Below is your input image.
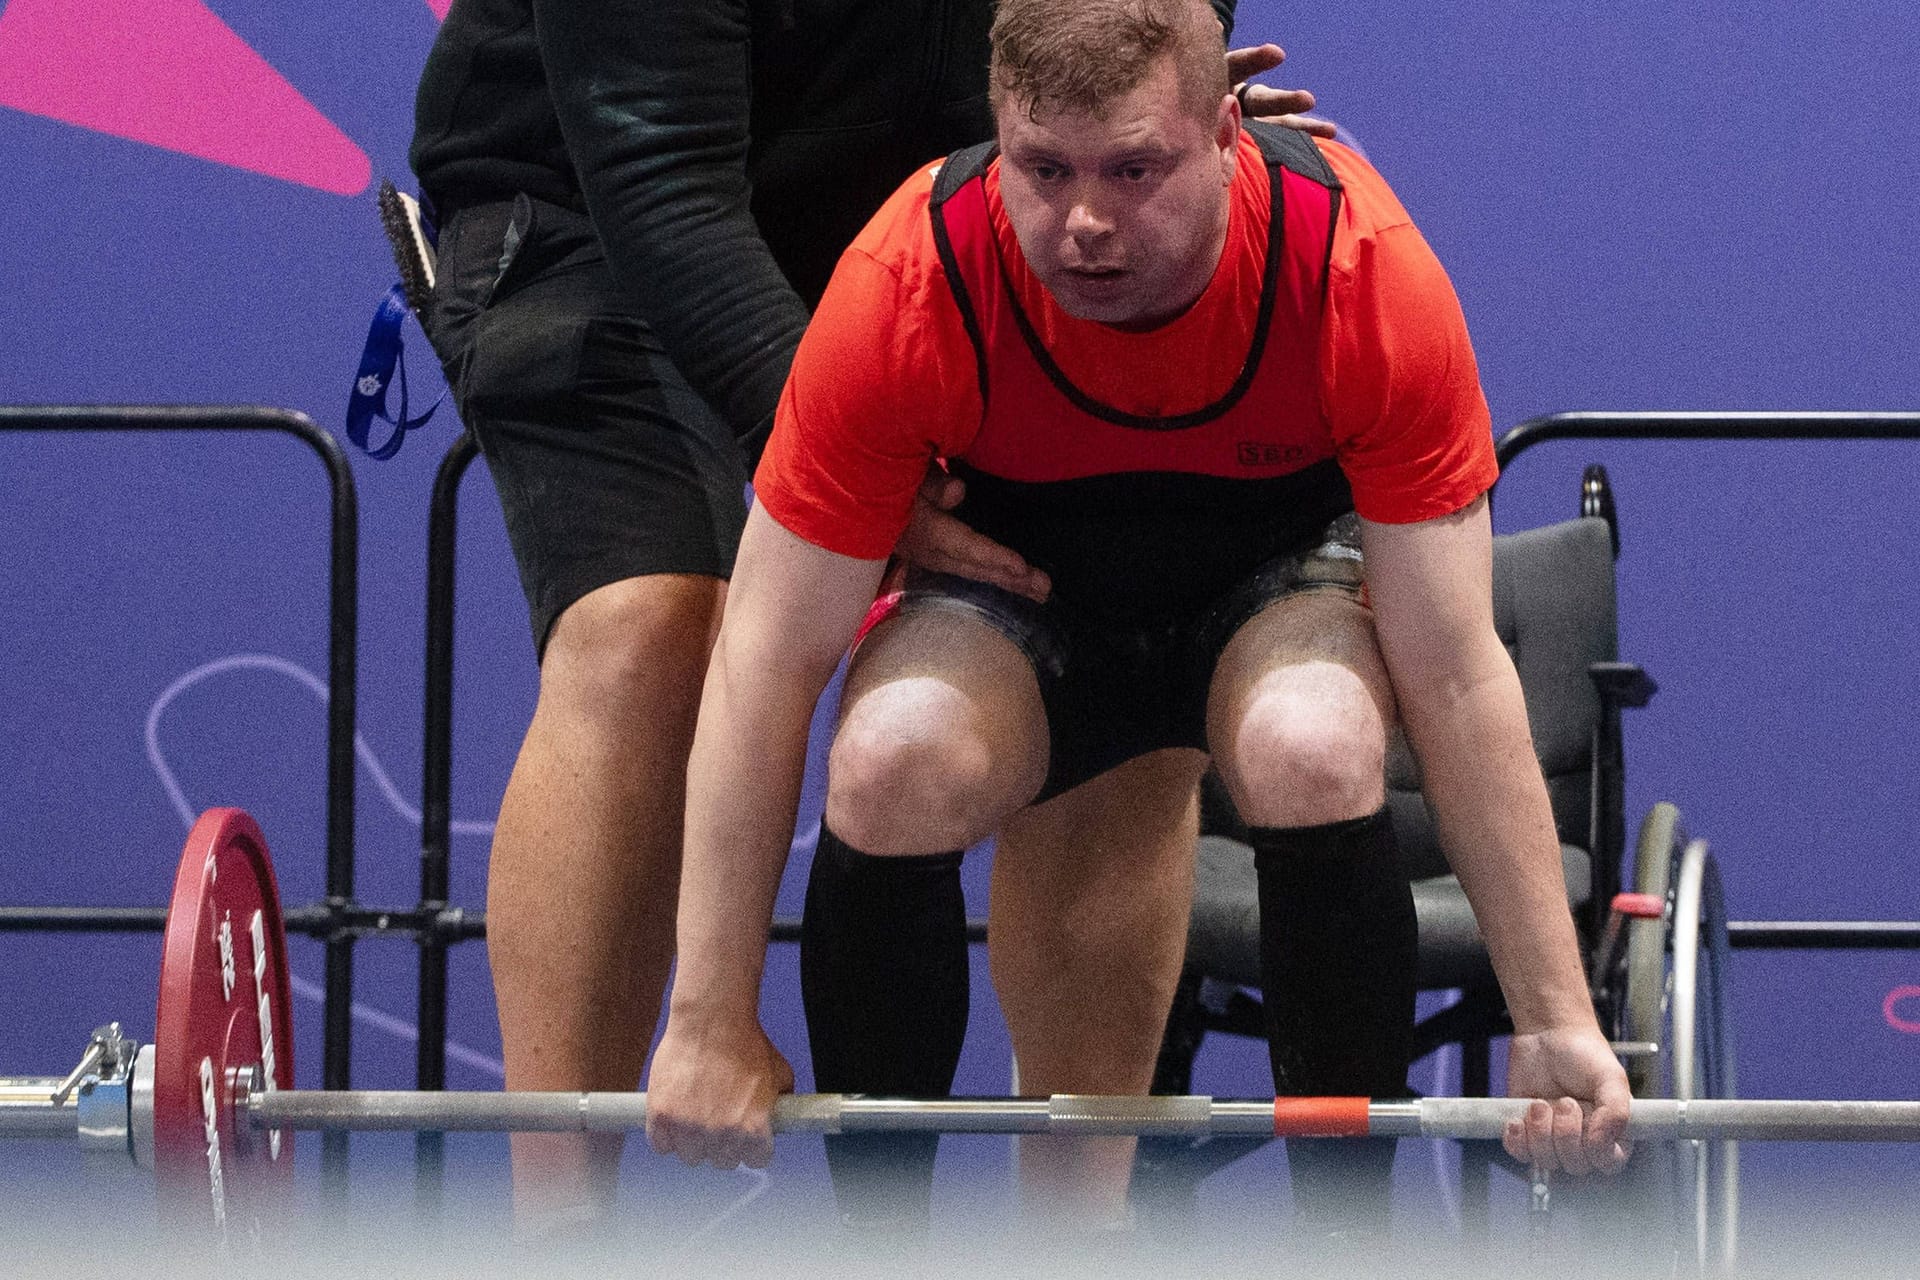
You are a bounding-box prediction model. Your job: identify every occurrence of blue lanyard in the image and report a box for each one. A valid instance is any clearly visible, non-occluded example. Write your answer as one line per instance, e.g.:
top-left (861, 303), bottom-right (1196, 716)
top-left (346, 282), bottom-right (443, 460)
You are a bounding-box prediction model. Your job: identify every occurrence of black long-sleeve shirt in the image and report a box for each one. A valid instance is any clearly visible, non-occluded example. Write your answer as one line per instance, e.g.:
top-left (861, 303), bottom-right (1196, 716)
top-left (413, 0), bottom-right (1233, 458)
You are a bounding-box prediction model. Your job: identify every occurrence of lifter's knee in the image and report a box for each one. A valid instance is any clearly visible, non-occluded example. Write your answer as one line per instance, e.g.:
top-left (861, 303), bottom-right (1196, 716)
top-left (538, 575), bottom-right (723, 731)
top-left (1214, 662), bottom-right (1388, 828)
top-left (827, 680), bottom-right (1033, 855)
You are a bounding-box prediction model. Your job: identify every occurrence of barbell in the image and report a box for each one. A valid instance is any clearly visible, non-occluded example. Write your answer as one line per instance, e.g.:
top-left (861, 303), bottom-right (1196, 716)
top-left (3, 809), bottom-right (1917, 1246)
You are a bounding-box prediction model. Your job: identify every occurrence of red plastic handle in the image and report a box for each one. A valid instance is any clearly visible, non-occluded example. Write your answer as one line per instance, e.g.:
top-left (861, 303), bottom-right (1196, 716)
top-left (1611, 891), bottom-right (1666, 919)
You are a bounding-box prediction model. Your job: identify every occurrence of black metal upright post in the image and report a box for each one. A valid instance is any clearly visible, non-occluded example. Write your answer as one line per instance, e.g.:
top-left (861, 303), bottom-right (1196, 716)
top-left (316, 420), bottom-right (361, 1214)
top-left (415, 433), bottom-right (481, 1212)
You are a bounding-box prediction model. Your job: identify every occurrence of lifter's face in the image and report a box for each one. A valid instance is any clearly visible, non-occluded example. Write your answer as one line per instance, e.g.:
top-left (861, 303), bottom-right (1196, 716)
top-left (996, 56), bottom-right (1238, 330)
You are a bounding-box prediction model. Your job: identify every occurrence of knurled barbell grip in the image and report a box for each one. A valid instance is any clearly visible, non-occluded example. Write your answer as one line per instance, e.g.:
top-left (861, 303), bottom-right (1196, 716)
top-left (244, 1090), bottom-right (848, 1134)
top-left (244, 1092), bottom-right (1248, 1137)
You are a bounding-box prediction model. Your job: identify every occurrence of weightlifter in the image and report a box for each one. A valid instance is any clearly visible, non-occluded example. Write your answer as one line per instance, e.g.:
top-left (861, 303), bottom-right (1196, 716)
top-left (410, 0), bottom-right (1323, 1236)
top-left (647, 0), bottom-right (1632, 1235)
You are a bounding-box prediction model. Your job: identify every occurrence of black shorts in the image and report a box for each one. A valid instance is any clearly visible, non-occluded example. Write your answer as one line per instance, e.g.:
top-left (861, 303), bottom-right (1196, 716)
top-left (424, 195), bottom-right (748, 656)
top-left (872, 515), bottom-right (1367, 801)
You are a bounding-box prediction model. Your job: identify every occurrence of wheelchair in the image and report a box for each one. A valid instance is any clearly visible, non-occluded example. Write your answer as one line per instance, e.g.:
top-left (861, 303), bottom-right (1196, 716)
top-left (1137, 466), bottom-right (1740, 1269)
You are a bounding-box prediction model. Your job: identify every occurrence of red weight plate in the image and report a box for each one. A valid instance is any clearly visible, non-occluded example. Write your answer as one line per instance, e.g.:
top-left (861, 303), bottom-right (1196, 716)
top-left (153, 808), bottom-right (296, 1242)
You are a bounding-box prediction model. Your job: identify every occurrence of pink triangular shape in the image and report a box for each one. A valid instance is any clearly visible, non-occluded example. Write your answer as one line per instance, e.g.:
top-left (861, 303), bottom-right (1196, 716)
top-left (0, 0), bottom-right (371, 196)
top-left (425, 0), bottom-right (452, 19)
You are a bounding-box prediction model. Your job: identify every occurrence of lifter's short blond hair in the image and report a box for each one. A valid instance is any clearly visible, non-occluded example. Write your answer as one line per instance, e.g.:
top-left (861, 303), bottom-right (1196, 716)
top-left (988, 0), bottom-right (1231, 123)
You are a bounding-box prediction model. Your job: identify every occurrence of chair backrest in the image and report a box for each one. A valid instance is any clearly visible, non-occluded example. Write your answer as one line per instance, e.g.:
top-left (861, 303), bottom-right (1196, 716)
top-left (1384, 515), bottom-right (1619, 878)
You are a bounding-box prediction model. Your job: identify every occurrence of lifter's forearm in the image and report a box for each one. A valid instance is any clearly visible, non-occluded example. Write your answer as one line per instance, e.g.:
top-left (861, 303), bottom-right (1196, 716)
top-left (670, 634), bottom-right (825, 1023)
top-left (669, 508), bottom-right (890, 1024)
top-left (1398, 654), bottom-right (1596, 1034)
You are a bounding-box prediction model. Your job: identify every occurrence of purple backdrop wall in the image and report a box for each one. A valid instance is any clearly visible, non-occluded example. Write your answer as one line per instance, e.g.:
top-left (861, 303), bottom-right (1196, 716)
top-left (2, 0), bottom-right (1915, 1230)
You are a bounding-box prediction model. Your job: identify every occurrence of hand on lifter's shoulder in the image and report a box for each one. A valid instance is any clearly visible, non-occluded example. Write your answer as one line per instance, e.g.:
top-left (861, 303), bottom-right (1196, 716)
top-left (1227, 42), bottom-right (1337, 139)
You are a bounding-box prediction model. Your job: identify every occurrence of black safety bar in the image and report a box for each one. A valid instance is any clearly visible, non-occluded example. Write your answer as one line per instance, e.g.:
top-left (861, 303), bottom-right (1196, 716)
top-left (1497, 409), bottom-right (1920, 470)
top-left (1727, 922), bottom-right (1920, 950)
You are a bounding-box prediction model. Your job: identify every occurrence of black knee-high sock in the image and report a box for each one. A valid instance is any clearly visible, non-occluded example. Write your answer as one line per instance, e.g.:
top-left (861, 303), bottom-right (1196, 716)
top-left (801, 823), bottom-right (969, 1231)
top-left (1250, 809), bottom-right (1417, 1235)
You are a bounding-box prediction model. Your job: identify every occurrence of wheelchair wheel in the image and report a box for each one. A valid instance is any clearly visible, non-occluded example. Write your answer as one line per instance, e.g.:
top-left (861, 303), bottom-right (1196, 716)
top-left (1624, 803), bottom-right (1681, 1095)
top-left (1617, 802), bottom-right (1742, 1272)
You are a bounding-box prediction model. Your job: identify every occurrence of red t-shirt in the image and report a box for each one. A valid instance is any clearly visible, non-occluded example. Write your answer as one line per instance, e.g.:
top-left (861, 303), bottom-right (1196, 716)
top-left (757, 133), bottom-right (1497, 562)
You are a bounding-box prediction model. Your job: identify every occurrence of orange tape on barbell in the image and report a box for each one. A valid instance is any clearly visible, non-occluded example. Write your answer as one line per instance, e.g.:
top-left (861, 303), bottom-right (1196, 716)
top-left (1272, 1096), bottom-right (1371, 1138)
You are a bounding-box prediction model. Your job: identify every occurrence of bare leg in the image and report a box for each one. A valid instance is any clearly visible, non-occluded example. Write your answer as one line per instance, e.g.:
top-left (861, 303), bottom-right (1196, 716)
top-left (990, 749), bottom-right (1208, 1225)
top-left (487, 573), bottom-right (725, 1230)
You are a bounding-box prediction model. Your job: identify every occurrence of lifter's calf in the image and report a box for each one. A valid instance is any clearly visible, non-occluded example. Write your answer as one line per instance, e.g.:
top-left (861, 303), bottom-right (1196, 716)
top-left (490, 573), bottom-right (724, 1230)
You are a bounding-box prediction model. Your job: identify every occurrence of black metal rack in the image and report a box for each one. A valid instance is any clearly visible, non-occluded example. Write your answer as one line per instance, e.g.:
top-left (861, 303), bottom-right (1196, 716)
top-left (7, 406), bottom-right (1920, 1219)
